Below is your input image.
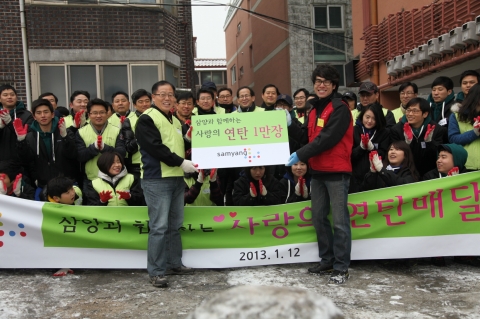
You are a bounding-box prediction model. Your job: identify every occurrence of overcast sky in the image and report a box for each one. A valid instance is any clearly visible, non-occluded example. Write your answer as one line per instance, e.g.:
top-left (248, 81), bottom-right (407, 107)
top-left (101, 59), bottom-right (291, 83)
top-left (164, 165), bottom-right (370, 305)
top-left (192, 0), bottom-right (230, 59)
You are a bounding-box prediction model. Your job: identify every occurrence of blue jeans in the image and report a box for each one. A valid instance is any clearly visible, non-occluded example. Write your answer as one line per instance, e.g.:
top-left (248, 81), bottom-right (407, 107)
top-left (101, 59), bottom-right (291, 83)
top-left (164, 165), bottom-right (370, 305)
top-left (142, 177), bottom-right (184, 277)
top-left (311, 173), bottom-right (351, 272)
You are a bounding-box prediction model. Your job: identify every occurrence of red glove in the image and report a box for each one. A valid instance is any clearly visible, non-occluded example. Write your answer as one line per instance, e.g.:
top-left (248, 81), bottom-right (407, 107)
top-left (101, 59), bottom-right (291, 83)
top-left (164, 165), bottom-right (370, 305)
top-left (447, 167), bottom-right (459, 176)
top-left (369, 151), bottom-right (378, 172)
top-left (58, 117), bottom-right (67, 138)
top-left (117, 190), bottom-right (131, 200)
top-left (249, 182), bottom-right (257, 197)
top-left (295, 176), bottom-right (309, 198)
top-left (74, 110), bottom-right (86, 128)
top-left (197, 169), bottom-right (205, 183)
top-left (13, 118), bottom-right (28, 141)
top-left (0, 173), bottom-right (7, 195)
top-left (403, 122), bottom-right (413, 144)
top-left (99, 190), bottom-right (113, 203)
top-left (209, 169), bottom-right (217, 182)
top-left (95, 135), bottom-right (104, 151)
top-left (424, 124), bottom-right (435, 142)
top-left (185, 120), bottom-right (193, 142)
top-left (120, 116), bottom-right (126, 124)
top-left (12, 173), bottom-right (22, 197)
top-left (473, 116), bottom-right (480, 136)
top-left (258, 179), bottom-right (267, 196)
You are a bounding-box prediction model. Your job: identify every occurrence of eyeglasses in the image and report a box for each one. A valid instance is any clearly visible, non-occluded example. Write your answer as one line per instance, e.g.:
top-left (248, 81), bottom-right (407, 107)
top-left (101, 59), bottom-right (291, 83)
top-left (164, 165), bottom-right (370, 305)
top-left (90, 111), bottom-right (107, 116)
top-left (239, 95), bottom-right (251, 99)
top-left (405, 109), bottom-right (422, 114)
top-left (199, 97), bottom-right (213, 101)
top-left (400, 92), bottom-right (415, 96)
top-left (152, 92), bottom-right (174, 99)
top-left (314, 79), bottom-right (332, 86)
top-left (219, 94), bottom-right (232, 99)
top-left (294, 96), bottom-right (306, 101)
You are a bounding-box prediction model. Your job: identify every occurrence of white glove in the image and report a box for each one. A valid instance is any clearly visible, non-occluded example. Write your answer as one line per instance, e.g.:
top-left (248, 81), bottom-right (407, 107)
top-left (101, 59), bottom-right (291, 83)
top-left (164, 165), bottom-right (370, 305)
top-left (0, 174), bottom-right (7, 195)
top-left (209, 169), bottom-right (217, 182)
top-left (0, 109), bottom-right (12, 128)
top-left (474, 117), bottom-right (480, 136)
top-left (181, 160), bottom-right (198, 173)
top-left (372, 153), bottom-right (383, 172)
top-left (294, 177), bottom-right (308, 198)
top-left (12, 174), bottom-right (22, 197)
top-left (197, 170), bottom-right (205, 183)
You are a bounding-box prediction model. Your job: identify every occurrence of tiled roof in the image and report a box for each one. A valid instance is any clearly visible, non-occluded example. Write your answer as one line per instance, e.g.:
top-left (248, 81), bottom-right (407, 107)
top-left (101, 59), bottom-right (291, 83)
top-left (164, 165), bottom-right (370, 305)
top-left (194, 58), bottom-right (227, 68)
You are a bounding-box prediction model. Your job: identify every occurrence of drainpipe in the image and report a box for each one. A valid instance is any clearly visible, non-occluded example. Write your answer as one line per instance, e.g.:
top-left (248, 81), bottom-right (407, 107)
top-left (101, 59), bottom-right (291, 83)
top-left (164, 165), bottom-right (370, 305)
top-left (370, 0), bottom-right (379, 86)
top-left (19, 0), bottom-right (32, 110)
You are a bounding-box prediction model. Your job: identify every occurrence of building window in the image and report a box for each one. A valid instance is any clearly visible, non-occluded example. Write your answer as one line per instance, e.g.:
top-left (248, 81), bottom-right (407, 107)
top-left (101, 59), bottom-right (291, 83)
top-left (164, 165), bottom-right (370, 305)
top-left (35, 63), bottom-right (161, 107)
top-left (237, 22), bottom-right (242, 34)
top-left (239, 66), bottom-right (244, 78)
top-left (313, 6), bottom-right (345, 62)
top-left (165, 63), bottom-right (179, 87)
top-left (196, 71), bottom-right (227, 86)
top-left (231, 65), bottom-right (236, 84)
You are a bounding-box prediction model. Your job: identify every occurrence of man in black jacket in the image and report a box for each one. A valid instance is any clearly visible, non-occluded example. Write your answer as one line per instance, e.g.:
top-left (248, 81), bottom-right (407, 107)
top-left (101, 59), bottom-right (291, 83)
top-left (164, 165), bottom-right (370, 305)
top-left (358, 81), bottom-right (396, 128)
top-left (16, 99), bottom-right (78, 195)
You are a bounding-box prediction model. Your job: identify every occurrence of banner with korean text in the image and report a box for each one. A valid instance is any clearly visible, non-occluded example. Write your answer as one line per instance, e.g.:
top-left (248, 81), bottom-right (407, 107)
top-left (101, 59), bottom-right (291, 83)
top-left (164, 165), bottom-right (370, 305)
top-left (1, 172), bottom-right (480, 268)
top-left (191, 111), bottom-right (290, 169)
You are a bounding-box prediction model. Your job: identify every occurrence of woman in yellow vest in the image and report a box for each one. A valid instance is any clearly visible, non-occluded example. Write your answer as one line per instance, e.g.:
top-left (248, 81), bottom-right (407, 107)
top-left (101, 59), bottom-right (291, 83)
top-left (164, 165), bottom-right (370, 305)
top-left (85, 151), bottom-right (143, 206)
top-left (448, 83), bottom-right (480, 171)
top-left (184, 169), bottom-right (223, 206)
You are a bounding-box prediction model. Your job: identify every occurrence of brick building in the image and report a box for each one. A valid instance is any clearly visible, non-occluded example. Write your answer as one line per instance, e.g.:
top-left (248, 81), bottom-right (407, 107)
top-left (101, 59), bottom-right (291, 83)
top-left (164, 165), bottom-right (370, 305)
top-left (1, 0), bottom-right (194, 108)
top-left (353, 0), bottom-right (480, 109)
top-left (223, 0), bottom-right (354, 104)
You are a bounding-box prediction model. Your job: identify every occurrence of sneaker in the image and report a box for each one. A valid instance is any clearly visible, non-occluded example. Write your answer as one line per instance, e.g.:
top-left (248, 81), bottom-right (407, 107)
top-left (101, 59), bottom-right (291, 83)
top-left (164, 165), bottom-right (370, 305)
top-left (308, 263), bottom-right (334, 275)
top-left (165, 265), bottom-right (194, 276)
top-left (328, 270), bottom-right (349, 284)
top-left (150, 275), bottom-right (168, 287)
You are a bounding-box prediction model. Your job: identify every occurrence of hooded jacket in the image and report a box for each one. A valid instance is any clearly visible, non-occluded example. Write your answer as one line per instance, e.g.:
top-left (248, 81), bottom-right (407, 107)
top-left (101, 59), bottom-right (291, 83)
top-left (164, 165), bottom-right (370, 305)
top-left (350, 123), bottom-right (390, 193)
top-left (422, 144), bottom-right (468, 180)
top-left (390, 115), bottom-right (446, 177)
top-left (17, 116), bottom-right (78, 187)
top-left (0, 101), bottom-right (34, 163)
top-left (426, 91), bottom-right (456, 127)
top-left (279, 172), bottom-right (311, 203)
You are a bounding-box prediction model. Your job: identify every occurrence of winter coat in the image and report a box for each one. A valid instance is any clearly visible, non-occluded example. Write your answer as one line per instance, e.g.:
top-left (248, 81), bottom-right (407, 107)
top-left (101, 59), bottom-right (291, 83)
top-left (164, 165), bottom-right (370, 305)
top-left (84, 167), bottom-right (143, 206)
top-left (361, 166), bottom-right (416, 191)
top-left (232, 174), bottom-right (283, 206)
top-left (422, 143), bottom-right (468, 180)
top-left (390, 116), bottom-right (446, 177)
top-left (426, 91), bottom-right (456, 128)
top-left (279, 172), bottom-right (311, 203)
top-left (350, 124), bottom-right (390, 193)
top-left (17, 117), bottom-right (78, 187)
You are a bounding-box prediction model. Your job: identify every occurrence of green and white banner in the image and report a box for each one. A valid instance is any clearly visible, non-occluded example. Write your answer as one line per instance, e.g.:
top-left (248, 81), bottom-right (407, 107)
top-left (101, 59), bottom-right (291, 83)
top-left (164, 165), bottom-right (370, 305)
top-left (1, 172), bottom-right (480, 268)
top-left (191, 111), bottom-right (290, 169)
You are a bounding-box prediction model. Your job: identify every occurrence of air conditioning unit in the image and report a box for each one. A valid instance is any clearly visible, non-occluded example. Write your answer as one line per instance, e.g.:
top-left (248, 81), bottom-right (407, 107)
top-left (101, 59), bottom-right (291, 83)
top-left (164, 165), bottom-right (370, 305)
top-left (386, 60), bottom-right (397, 76)
top-left (476, 15), bottom-right (480, 36)
top-left (401, 53), bottom-right (412, 70)
top-left (409, 48), bottom-right (422, 66)
top-left (417, 44), bottom-right (431, 63)
top-left (438, 33), bottom-right (453, 53)
top-left (449, 27), bottom-right (465, 49)
top-left (462, 21), bottom-right (478, 44)
top-left (427, 38), bottom-right (440, 57)
top-left (393, 55), bottom-right (403, 72)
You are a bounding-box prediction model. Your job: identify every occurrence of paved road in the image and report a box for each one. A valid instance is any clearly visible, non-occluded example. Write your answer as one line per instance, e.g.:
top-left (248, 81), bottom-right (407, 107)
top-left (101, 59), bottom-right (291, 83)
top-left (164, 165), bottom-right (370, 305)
top-left (1, 259), bottom-right (479, 318)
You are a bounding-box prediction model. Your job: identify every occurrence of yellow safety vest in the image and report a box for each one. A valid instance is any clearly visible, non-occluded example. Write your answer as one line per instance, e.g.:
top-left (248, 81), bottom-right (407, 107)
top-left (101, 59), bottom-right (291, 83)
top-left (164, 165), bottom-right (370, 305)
top-left (184, 177), bottom-right (216, 206)
top-left (92, 174), bottom-right (134, 206)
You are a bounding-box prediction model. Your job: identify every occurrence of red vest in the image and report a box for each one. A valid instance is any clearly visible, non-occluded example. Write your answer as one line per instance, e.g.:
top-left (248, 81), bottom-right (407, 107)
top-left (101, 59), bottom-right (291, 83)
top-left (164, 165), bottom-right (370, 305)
top-left (307, 100), bottom-right (353, 172)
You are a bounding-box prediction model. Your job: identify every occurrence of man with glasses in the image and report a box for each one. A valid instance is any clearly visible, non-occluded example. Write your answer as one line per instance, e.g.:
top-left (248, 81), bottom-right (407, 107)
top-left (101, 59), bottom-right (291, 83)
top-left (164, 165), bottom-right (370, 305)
top-left (174, 91), bottom-right (195, 124)
top-left (293, 88), bottom-right (309, 123)
top-left (217, 88), bottom-right (236, 113)
top-left (135, 81), bottom-right (197, 288)
top-left (287, 64), bottom-right (353, 285)
top-left (75, 98), bottom-right (126, 201)
top-left (390, 97), bottom-right (445, 176)
top-left (193, 89), bottom-right (225, 115)
top-left (233, 86), bottom-right (264, 113)
top-left (357, 81), bottom-right (396, 127)
top-left (396, 82), bottom-right (418, 123)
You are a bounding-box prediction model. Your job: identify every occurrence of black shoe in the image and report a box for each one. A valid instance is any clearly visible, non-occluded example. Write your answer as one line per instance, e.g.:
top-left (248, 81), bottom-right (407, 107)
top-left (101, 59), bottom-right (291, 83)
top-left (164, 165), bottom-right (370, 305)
top-left (328, 270), bottom-right (349, 284)
top-left (308, 263), bottom-right (334, 275)
top-left (165, 265), bottom-right (194, 276)
top-left (150, 275), bottom-right (168, 287)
